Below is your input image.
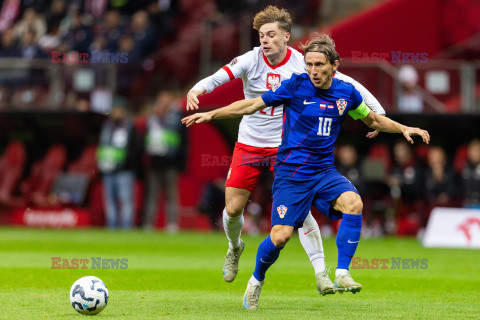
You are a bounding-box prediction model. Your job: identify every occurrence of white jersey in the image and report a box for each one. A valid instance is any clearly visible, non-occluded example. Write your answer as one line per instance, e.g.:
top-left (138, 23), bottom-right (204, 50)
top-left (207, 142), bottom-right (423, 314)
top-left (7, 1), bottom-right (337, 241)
top-left (190, 46), bottom-right (385, 148)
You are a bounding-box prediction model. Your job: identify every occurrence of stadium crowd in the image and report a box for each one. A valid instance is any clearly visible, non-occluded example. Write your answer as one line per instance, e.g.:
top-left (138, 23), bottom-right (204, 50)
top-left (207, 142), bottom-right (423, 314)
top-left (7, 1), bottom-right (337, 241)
top-left (0, 1), bottom-right (479, 237)
top-left (0, 0), bottom-right (177, 60)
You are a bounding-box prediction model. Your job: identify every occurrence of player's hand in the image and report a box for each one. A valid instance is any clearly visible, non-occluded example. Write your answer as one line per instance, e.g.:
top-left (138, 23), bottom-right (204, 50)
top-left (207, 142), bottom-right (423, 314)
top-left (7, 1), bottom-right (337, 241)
top-left (181, 112), bottom-right (212, 127)
top-left (366, 130), bottom-right (380, 139)
top-left (367, 114), bottom-right (385, 139)
top-left (186, 89), bottom-right (207, 111)
top-left (402, 127), bottom-right (430, 144)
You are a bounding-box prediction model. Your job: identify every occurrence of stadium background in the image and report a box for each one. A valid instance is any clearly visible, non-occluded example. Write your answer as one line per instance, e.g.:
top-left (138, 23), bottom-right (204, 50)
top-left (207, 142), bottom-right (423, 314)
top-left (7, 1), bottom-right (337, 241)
top-left (1, 0), bottom-right (480, 318)
top-left (0, 0), bottom-right (479, 237)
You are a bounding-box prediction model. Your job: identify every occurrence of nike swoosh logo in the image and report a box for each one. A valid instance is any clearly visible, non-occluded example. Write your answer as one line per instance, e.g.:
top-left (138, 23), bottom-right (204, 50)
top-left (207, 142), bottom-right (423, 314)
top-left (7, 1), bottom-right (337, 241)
top-left (260, 258), bottom-right (273, 264)
top-left (348, 239), bottom-right (359, 243)
top-left (303, 100), bottom-right (316, 105)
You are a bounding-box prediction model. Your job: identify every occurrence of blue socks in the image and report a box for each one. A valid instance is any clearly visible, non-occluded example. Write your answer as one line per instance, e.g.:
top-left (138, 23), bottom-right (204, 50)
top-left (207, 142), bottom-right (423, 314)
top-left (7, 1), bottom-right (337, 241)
top-left (336, 213), bottom-right (362, 270)
top-left (253, 236), bottom-right (283, 281)
top-left (252, 214), bottom-right (361, 281)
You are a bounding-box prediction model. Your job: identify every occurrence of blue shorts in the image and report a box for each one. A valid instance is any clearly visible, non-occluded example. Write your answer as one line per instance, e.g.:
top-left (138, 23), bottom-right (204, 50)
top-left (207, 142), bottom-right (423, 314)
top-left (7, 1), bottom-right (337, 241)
top-left (271, 166), bottom-right (358, 228)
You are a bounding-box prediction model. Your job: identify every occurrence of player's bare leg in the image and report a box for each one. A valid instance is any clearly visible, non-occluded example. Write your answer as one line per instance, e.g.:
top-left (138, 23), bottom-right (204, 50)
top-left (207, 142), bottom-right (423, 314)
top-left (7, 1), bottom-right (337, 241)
top-left (298, 213), bottom-right (333, 295)
top-left (222, 187), bottom-right (250, 282)
top-left (331, 191), bottom-right (363, 293)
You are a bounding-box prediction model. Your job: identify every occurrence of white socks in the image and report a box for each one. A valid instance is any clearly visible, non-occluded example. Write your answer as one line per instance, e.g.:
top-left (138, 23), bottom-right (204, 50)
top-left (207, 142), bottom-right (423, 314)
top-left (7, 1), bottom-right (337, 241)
top-left (336, 268), bottom-right (349, 277)
top-left (223, 209), bottom-right (326, 275)
top-left (298, 212), bottom-right (326, 274)
top-left (250, 275), bottom-right (263, 285)
top-left (223, 208), bottom-right (244, 249)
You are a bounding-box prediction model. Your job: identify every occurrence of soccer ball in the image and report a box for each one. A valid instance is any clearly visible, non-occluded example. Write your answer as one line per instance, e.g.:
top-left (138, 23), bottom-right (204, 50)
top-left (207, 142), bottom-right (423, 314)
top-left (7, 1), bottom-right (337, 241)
top-left (70, 276), bottom-right (109, 315)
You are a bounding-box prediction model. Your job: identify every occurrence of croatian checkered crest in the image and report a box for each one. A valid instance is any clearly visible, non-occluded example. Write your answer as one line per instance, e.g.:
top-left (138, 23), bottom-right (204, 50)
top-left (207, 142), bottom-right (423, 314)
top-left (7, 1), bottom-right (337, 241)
top-left (336, 99), bottom-right (347, 115)
top-left (277, 205), bottom-right (288, 218)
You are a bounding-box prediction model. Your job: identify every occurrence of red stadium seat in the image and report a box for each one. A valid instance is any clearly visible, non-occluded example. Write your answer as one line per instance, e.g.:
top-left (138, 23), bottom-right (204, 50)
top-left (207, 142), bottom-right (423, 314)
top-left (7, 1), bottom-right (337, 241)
top-left (68, 145), bottom-right (98, 181)
top-left (20, 144), bottom-right (67, 207)
top-left (0, 142), bottom-right (26, 206)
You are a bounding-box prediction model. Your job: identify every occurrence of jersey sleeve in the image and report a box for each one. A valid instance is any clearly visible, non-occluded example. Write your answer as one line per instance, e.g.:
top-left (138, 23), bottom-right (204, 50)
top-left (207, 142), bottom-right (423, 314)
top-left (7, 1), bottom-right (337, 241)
top-left (189, 67), bottom-right (231, 93)
top-left (261, 74), bottom-right (297, 107)
top-left (189, 50), bottom-right (254, 94)
top-left (223, 50), bottom-right (255, 80)
top-left (335, 71), bottom-right (386, 115)
top-left (348, 88), bottom-right (370, 120)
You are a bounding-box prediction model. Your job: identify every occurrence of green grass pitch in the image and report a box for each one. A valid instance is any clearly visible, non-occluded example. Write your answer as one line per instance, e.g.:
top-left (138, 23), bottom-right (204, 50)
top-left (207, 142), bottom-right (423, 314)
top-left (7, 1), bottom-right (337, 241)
top-left (1, 227), bottom-right (479, 319)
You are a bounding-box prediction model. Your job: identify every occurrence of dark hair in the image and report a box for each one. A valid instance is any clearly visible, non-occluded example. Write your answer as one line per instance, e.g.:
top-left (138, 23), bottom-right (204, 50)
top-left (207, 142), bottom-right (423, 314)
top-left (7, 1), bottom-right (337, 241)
top-left (253, 5), bottom-right (292, 33)
top-left (300, 33), bottom-right (340, 65)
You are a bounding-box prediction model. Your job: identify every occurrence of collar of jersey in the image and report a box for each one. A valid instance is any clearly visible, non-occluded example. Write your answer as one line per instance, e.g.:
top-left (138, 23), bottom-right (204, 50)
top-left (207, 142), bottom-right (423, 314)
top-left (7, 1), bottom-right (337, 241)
top-left (263, 48), bottom-right (292, 69)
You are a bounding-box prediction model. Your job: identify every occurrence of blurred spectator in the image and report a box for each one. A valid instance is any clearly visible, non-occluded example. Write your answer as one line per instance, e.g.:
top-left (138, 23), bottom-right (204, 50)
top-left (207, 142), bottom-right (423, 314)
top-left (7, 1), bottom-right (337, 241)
top-left (147, 0), bottom-right (179, 41)
top-left (462, 139), bottom-right (480, 208)
top-left (143, 90), bottom-right (187, 232)
top-left (61, 13), bottom-right (93, 53)
top-left (38, 25), bottom-right (61, 51)
top-left (117, 34), bottom-right (137, 59)
top-left (97, 97), bottom-right (140, 229)
top-left (58, 1), bottom-right (80, 37)
top-left (389, 140), bottom-right (426, 234)
top-left (20, 28), bottom-right (46, 59)
top-left (397, 65), bottom-right (423, 113)
top-left (0, 27), bottom-right (21, 57)
top-left (128, 10), bottom-right (157, 59)
top-left (84, 0), bottom-right (108, 18)
top-left (425, 146), bottom-right (456, 206)
top-left (89, 35), bottom-right (107, 57)
top-left (14, 7), bottom-right (46, 41)
top-left (336, 144), bottom-right (365, 195)
top-left (46, 0), bottom-right (67, 31)
top-left (115, 34), bottom-right (141, 92)
top-left (390, 140), bottom-right (425, 200)
top-left (100, 10), bottom-right (125, 52)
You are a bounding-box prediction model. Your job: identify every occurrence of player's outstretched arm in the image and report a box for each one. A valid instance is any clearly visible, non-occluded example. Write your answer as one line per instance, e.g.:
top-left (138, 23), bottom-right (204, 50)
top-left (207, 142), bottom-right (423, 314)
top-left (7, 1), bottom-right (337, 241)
top-left (361, 112), bottom-right (430, 144)
top-left (186, 52), bottom-right (253, 110)
top-left (365, 114), bottom-right (386, 139)
top-left (181, 97), bottom-right (266, 127)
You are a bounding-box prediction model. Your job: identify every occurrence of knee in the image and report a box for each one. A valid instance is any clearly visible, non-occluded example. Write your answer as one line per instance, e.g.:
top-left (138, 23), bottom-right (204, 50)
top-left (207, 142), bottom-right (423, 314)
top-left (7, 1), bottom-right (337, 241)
top-left (225, 201), bottom-right (244, 217)
top-left (345, 197), bottom-right (363, 215)
top-left (271, 227), bottom-right (293, 247)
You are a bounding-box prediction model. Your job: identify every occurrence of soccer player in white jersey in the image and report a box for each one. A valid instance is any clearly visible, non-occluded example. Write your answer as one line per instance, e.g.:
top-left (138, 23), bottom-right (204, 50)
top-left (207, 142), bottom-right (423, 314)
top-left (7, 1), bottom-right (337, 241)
top-left (186, 6), bottom-right (385, 295)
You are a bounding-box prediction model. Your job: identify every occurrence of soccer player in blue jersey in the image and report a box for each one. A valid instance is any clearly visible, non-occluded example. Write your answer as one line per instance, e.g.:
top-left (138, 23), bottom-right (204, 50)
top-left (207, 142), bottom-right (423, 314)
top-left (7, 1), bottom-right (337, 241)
top-left (182, 34), bottom-right (430, 310)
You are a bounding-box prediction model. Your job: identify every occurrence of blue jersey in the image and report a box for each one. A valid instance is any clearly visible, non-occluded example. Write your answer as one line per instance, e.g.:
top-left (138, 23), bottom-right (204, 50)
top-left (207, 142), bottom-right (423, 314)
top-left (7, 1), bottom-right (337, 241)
top-left (262, 73), bottom-right (369, 178)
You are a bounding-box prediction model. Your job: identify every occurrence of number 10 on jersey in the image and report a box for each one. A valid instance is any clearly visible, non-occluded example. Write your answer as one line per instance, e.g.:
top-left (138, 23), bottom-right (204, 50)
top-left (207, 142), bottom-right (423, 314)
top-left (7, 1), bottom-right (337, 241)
top-left (317, 117), bottom-right (332, 136)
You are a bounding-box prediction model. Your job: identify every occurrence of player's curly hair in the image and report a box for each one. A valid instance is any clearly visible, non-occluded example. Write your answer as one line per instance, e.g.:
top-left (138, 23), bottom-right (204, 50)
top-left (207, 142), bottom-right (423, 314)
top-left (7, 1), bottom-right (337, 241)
top-left (300, 33), bottom-right (340, 65)
top-left (253, 5), bottom-right (292, 33)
